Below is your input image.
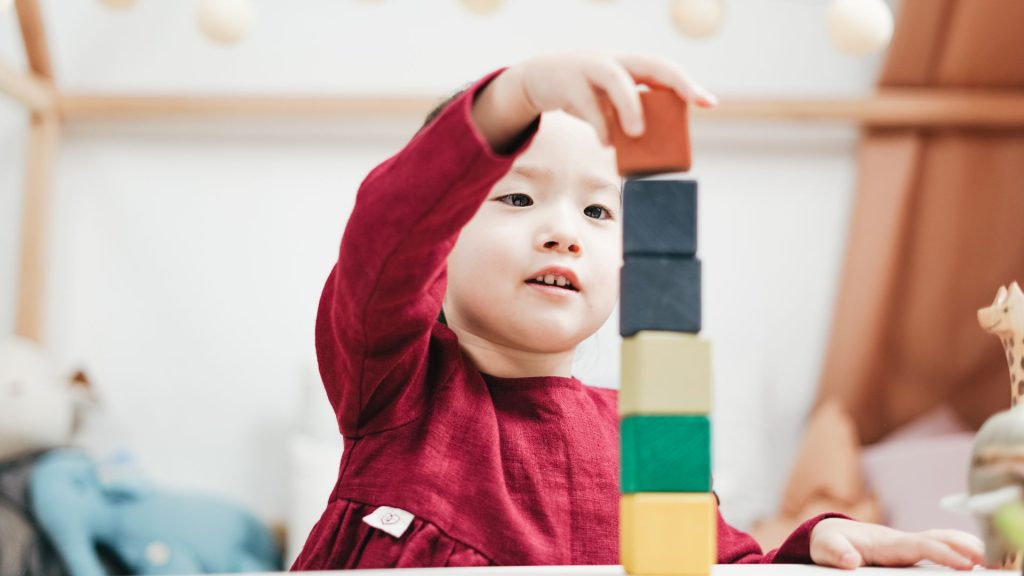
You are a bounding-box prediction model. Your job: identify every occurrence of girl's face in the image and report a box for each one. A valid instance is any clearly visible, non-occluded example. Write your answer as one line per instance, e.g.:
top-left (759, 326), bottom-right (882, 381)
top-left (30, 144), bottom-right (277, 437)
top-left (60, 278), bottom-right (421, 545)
top-left (444, 111), bottom-right (622, 354)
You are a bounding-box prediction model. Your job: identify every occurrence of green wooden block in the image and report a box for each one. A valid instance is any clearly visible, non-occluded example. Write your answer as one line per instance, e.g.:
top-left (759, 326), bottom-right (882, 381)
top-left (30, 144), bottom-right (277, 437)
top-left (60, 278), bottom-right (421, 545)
top-left (621, 415), bottom-right (711, 493)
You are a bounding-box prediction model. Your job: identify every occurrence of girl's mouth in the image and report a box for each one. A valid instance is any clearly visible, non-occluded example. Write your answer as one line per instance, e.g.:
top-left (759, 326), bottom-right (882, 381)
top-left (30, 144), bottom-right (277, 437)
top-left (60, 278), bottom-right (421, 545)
top-left (525, 281), bottom-right (580, 297)
top-left (525, 274), bottom-right (579, 292)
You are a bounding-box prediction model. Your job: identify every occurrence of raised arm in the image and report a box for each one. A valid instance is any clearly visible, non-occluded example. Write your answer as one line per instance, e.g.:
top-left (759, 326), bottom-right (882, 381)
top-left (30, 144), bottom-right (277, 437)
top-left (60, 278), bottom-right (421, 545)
top-left (316, 69), bottom-right (539, 437)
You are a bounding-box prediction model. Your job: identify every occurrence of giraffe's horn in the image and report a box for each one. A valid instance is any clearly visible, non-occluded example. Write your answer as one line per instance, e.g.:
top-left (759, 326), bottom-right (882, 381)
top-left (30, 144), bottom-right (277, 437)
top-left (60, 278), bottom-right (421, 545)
top-left (996, 285), bottom-right (1009, 305)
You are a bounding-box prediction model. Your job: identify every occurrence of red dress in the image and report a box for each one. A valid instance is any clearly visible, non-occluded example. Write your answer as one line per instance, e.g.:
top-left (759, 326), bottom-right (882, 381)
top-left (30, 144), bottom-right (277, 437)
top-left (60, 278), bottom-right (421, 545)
top-left (291, 70), bottom-right (841, 570)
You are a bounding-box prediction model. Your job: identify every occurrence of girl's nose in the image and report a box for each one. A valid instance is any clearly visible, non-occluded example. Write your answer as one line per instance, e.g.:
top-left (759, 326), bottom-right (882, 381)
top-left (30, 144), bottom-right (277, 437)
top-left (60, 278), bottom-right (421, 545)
top-left (539, 202), bottom-right (583, 254)
top-left (542, 238), bottom-right (581, 254)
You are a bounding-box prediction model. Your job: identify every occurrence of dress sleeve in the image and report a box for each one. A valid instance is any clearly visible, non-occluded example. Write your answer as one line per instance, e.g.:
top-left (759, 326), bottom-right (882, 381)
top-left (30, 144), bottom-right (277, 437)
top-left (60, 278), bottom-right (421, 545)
top-left (315, 68), bottom-right (540, 438)
top-left (718, 509), bottom-right (851, 564)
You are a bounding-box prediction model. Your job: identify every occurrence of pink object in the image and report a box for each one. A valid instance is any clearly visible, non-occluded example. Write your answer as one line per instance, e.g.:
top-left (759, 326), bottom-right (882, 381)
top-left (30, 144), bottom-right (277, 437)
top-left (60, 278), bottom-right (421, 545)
top-left (861, 407), bottom-right (978, 535)
top-left (291, 70), bottom-right (841, 570)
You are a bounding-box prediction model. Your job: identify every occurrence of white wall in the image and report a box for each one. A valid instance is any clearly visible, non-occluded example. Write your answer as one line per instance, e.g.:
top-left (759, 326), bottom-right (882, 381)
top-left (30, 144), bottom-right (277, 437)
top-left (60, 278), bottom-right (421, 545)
top-left (0, 0), bottom-right (886, 533)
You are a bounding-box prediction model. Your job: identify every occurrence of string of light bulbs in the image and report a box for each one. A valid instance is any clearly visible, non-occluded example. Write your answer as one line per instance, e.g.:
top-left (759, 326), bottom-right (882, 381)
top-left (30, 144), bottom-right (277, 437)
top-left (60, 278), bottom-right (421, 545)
top-left (0, 0), bottom-right (893, 55)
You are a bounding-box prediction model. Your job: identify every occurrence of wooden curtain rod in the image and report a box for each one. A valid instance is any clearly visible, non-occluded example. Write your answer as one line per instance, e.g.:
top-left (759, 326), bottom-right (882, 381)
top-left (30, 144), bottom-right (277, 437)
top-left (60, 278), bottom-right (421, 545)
top-left (55, 89), bottom-right (1024, 127)
top-left (3, 59), bottom-right (1024, 128)
top-left (715, 89), bottom-right (1024, 127)
top-left (57, 95), bottom-right (433, 120)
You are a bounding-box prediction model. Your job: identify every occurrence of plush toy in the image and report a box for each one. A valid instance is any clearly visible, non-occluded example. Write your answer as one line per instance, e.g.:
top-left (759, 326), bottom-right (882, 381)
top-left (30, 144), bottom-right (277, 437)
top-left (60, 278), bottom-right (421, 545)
top-left (0, 337), bottom-right (78, 460)
top-left (0, 337), bottom-right (280, 575)
top-left (0, 450), bottom-right (72, 576)
top-left (30, 448), bottom-right (281, 576)
top-left (0, 338), bottom-right (104, 575)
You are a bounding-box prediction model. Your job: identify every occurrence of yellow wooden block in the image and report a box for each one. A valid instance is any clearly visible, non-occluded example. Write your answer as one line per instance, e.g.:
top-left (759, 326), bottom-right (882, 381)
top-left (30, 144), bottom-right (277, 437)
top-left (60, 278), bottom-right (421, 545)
top-left (620, 331), bottom-right (712, 416)
top-left (620, 493), bottom-right (717, 575)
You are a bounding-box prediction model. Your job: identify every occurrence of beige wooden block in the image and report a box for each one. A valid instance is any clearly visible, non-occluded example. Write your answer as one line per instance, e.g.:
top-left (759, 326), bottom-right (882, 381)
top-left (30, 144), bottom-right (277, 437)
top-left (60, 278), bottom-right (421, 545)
top-left (620, 493), bottom-right (717, 575)
top-left (620, 331), bottom-right (712, 416)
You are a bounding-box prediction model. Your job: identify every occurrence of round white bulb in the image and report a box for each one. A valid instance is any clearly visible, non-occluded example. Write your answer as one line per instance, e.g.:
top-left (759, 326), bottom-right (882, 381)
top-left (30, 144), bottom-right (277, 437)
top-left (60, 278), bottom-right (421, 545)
top-left (459, 0), bottom-right (503, 16)
top-left (671, 0), bottom-right (725, 39)
top-left (828, 0), bottom-right (894, 56)
top-left (99, 0), bottom-right (138, 9)
top-left (198, 0), bottom-right (253, 45)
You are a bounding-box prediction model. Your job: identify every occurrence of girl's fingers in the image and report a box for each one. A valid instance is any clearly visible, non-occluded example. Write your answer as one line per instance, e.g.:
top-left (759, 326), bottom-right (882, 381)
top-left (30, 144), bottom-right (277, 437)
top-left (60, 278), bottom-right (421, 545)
top-left (814, 531), bottom-right (863, 570)
top-left (617, 54), bottom-right (718, 108)
top-left (566, 89), bottom-right (610, 146)
top-left (919, 530), bottom-right (986, 565)
top-left (900, 535), bottom-right (976, 570)
top-left (584, 59), bottom-right (644, 137)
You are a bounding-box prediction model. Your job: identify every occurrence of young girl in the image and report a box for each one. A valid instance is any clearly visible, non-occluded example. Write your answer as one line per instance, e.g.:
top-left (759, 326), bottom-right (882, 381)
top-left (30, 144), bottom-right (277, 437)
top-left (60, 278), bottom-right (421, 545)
top-left (291, 53), bottom-right (985, 571)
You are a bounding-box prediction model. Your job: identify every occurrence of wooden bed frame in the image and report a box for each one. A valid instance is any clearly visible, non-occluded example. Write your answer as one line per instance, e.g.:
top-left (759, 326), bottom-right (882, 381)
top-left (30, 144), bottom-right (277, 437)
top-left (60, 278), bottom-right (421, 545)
top-left (5, 0), bottom-right (1024, 343)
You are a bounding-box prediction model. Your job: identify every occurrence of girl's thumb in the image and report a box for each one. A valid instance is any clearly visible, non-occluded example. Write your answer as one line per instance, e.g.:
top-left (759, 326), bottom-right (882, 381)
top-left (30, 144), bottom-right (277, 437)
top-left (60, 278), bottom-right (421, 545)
top-left (817, 532), bottom-right (863, 570)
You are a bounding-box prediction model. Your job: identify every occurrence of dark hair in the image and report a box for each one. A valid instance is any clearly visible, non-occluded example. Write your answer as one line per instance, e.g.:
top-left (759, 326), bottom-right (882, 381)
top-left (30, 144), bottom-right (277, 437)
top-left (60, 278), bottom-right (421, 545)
top-left (421, 86), bottom-right (470, 132)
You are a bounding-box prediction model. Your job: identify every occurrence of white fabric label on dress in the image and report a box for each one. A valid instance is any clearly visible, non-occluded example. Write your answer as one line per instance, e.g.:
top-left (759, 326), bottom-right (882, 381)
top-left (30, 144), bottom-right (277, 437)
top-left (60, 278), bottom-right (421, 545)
top-left (362, 505), bottom-right (415, 538)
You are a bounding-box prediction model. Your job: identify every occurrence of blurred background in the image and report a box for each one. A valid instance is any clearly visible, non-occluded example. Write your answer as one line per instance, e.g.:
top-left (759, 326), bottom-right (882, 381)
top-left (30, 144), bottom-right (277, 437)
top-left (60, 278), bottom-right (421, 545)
top-left (2, 0), bottom-right (1022, 572)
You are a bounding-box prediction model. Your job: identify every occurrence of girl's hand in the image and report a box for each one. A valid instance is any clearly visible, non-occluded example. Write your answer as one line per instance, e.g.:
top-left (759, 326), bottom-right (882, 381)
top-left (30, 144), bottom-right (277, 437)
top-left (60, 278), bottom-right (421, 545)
top-left (809, 517), bottom-right (985, 571)
top-left (472, 52), bottom-right (716, 152)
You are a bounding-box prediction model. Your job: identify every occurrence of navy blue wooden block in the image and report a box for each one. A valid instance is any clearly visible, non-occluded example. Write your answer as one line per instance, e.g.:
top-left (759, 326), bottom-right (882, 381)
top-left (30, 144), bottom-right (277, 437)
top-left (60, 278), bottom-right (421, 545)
top-left (620, 256), bottom-right (701, 337)
top-left (623, 179), bottom-right (697, 257)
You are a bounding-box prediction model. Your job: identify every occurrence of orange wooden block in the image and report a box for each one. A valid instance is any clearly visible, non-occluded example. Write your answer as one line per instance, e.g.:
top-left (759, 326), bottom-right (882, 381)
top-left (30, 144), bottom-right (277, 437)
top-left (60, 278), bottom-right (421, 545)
top-left (606, 88), bottom-right (691, 176)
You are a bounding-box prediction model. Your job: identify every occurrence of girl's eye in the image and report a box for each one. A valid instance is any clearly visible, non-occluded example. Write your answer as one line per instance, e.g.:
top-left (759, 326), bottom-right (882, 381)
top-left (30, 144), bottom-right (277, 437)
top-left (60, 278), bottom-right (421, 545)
top-left (499, 193), bottom-right (533, 207)
top-left (584, 205), bottom-right (613, 220)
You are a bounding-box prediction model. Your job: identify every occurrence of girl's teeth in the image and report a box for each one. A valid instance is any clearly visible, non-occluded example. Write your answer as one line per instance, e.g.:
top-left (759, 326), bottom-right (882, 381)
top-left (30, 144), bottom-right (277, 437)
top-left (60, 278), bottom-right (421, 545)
top-left (530, 273), bottom-right (574, 289)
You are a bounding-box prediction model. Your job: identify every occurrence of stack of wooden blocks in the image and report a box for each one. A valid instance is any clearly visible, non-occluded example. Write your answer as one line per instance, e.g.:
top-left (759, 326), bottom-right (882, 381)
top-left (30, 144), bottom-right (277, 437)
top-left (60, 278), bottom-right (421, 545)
top-left (609, 90), bottom-right (717, 576)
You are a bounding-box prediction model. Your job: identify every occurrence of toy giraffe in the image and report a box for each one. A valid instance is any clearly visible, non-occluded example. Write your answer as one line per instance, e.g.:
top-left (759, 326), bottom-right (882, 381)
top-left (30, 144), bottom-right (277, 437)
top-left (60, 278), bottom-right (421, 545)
top-left (978, 282), bottom-right (1024, 407)
top-left (969, 281), bottom-right (1024, 570)
top-left (938, 282), bottom-right (1024, 570)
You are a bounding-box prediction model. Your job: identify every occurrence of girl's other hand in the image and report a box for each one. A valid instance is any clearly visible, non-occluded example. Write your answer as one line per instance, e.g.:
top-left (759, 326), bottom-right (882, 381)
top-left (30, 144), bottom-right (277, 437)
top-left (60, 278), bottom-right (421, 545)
top-left (809, 517), bottom-right (985, 571)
